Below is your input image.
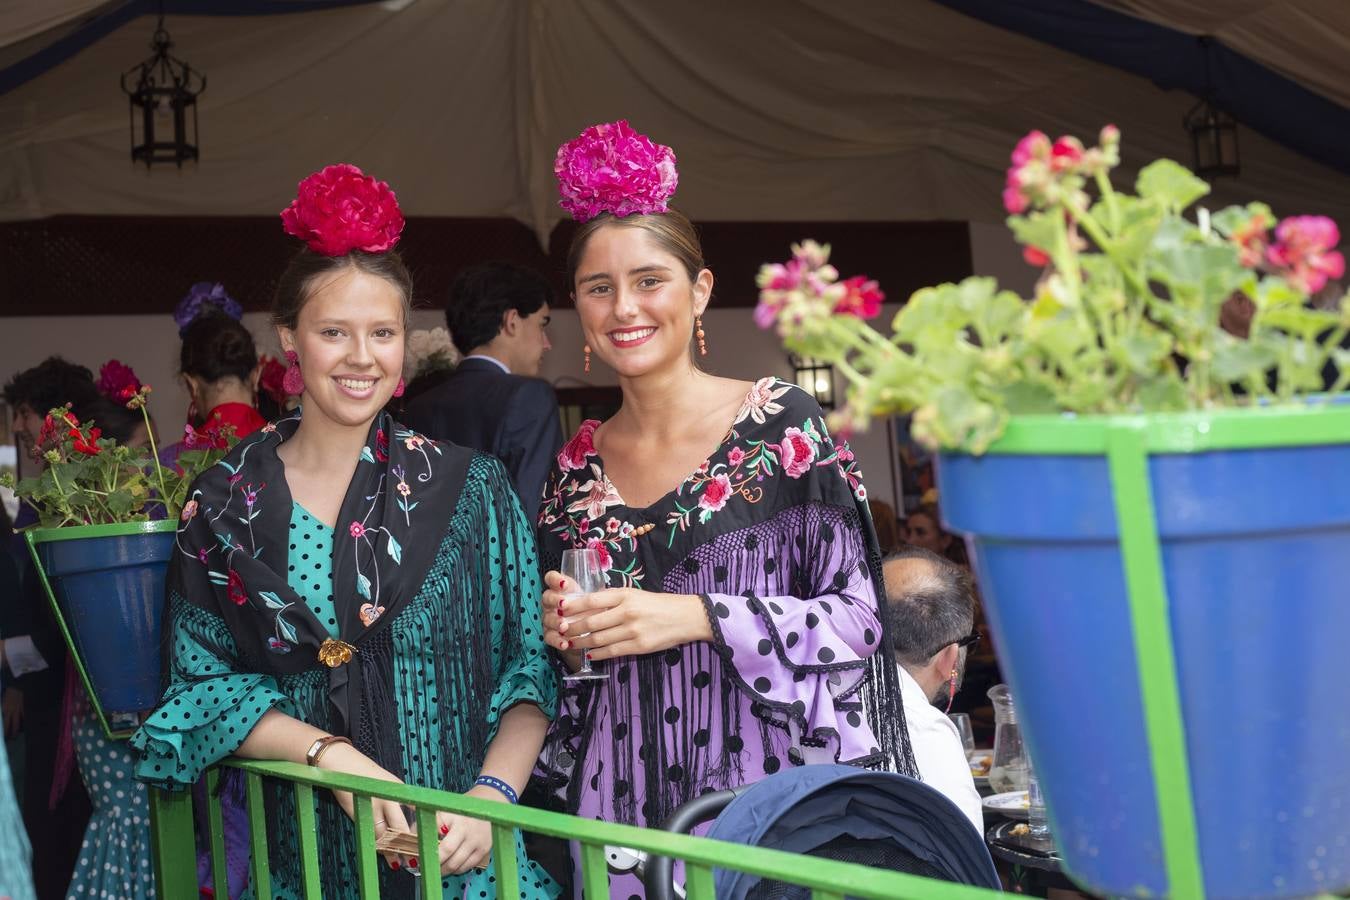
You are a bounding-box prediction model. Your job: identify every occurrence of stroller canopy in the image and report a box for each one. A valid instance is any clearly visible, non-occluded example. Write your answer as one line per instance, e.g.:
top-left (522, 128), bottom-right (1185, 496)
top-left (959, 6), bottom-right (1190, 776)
top-left (704, 764), bottom-right (1000, 899)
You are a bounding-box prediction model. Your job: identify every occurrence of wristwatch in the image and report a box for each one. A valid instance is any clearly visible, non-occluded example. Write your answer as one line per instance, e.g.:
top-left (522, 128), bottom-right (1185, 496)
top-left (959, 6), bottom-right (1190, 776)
top-left (305, 734), bottom-right (353, 767)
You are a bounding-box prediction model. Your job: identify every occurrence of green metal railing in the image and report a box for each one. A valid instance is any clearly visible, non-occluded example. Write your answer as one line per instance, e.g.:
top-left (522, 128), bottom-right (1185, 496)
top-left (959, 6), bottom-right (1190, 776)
top-left (149, 759), bottom-right (1004, 899)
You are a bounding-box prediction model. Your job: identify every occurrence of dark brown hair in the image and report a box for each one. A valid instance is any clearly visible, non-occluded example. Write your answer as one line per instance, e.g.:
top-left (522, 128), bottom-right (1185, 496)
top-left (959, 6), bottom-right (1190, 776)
top-left (566, 208), bottom-right (705, 290)
top-left (271, 248), bottom-right (414, 330)
top-left (180, 312), bottom-right (258, 384)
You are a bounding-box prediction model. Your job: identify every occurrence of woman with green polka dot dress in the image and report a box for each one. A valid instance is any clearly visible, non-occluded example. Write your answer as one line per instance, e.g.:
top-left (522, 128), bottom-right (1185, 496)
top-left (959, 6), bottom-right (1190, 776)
top-left (131, 166), bottom-right (558, 899)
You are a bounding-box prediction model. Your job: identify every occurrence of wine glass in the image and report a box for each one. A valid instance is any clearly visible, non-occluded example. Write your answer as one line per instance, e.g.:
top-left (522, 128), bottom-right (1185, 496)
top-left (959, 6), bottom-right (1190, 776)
top-left (949, 712), bottom-right (976, 757)
top-left (560, 548), bottom-right (608, 682)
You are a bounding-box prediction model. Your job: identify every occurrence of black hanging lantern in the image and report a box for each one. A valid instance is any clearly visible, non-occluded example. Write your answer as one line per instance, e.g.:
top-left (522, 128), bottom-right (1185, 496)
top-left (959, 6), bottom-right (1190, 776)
top-left (1184, 37), bottom-right (1240, 179)
top-left (789, 354), bottom-right (835, 409)
top-left (121, 14), bottom-right (205, 167)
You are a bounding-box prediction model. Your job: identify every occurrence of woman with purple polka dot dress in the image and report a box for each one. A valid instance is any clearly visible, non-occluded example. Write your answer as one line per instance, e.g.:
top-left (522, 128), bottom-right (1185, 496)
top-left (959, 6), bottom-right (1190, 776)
top-left (534, 121), bottom-right (916, 898)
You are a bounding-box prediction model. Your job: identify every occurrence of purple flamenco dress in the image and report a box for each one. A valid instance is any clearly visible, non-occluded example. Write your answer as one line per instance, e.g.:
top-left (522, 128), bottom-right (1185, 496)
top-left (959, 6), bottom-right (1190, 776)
top-left (535, 378), bottom-right (916, 898)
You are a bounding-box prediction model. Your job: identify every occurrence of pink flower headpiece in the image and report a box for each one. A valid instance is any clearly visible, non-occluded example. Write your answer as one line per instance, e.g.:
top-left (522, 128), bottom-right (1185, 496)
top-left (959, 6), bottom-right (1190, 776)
top-left (280, 163), bottom-right (405, 256)
top-left (554, 120), bottom-right (678, 222)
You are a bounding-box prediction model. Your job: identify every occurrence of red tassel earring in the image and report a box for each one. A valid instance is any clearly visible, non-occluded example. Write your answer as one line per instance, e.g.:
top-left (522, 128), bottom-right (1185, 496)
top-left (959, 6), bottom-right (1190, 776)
top-left (695, 316), bottom-right (707, 356)
top-left (393, 377), bottom-right (406, 398)
top-left (944, 668), bottom-right (958, 714)
top-left (583, 344), bottom-right (591, 374)
top-left (282, 350), bottom-right (305, 396)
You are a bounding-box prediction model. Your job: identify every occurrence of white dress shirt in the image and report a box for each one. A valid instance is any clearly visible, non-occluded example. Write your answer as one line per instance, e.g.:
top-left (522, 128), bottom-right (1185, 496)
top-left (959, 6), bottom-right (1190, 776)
top-left (898, 664), bottom-right (984, 834)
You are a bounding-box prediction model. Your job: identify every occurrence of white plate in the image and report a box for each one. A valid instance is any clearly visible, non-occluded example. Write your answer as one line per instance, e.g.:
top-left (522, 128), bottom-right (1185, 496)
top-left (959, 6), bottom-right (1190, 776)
top-left (983, 790), bottom-right (1030, 820)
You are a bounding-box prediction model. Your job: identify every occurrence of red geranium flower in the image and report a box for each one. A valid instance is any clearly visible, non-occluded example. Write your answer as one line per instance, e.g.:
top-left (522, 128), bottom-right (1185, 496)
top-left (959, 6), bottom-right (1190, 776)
top-left (834, 275), bottom-right (885, 319)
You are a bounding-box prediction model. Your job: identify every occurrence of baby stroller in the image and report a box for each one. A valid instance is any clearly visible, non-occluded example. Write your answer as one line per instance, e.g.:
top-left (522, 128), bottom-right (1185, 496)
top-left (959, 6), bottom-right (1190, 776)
top-left (641, 764), bottom-right (1001, 900)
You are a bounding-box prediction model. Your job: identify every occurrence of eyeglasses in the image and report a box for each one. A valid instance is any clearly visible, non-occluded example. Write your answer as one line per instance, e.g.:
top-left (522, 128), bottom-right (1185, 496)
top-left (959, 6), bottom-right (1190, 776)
top-left (926, 630), bottom-right (981, 660)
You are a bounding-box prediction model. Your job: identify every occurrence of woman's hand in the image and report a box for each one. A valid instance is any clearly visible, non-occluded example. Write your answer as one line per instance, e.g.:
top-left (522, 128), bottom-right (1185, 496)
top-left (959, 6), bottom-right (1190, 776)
top-left (314, 742), bottom-right (411, 871)
top-left (541, 570), bottom-right (713, 661)
top-left (429, 784), bottom-right (505, 876)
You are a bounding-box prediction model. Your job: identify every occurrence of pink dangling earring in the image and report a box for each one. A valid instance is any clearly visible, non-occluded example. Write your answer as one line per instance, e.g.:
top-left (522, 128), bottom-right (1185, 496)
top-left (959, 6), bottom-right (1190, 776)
top-left (393, 377), bottom-right (406, 398)
top-left (944, 668), bottom-right (958, 714)
top-left (583, 344), bottom-right (591, 374)
top-left (695, 315), bottom-right (707, 356)
top-left (282, 350), bottom-right (305, 396)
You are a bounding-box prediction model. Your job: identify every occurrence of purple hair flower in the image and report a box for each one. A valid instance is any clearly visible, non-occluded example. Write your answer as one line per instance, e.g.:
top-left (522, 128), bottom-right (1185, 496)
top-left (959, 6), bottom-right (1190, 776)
top-left (174, 282), bottom-right (243, 335)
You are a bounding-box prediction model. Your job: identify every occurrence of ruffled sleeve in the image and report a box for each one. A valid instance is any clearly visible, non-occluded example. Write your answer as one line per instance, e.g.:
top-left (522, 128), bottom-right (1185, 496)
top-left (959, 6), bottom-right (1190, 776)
top-left (479, 458), bottom-right (559, 738)
top-left (131, 594), bottom-right (294, 790)
top-left (699, 385), bottom-right (887, 755)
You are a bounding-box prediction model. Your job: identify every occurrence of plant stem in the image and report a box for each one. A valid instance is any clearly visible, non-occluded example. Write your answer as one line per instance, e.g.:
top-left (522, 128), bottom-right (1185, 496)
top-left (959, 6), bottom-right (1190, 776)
top-left (139, 403), bottom-right (172, 517)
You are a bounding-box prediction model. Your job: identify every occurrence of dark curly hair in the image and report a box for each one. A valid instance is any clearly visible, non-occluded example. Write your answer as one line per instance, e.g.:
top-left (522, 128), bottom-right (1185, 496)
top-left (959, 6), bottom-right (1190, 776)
top-left (444, 262), bottom-right (553, 356)
top-left (2, 356), bottom-right (99, 416)
top-left (180, 312), bottom-right (259, 385)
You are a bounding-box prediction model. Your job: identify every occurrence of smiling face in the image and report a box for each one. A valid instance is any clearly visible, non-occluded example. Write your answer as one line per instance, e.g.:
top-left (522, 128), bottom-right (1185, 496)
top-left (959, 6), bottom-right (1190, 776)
top-left (277, 267), bottom-right (405, 430)
top-left (572, 223), bottom-right (712, 380)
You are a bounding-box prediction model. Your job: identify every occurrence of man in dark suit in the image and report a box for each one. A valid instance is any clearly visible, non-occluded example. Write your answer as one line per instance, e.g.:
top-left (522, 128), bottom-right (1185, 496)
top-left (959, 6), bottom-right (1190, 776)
top-left (403, 262), bottom-right (564, 511)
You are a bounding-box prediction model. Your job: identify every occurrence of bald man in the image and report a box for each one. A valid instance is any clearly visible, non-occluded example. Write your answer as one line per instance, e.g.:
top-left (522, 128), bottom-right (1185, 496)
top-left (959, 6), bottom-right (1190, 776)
top-left (883, 545), bottom-right (983, 833)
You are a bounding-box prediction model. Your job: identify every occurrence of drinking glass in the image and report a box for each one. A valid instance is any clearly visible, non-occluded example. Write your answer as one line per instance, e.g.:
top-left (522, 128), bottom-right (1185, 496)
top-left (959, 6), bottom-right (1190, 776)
top-left (560, 548), bottom-right (608, 682)
top-left (948, 712), bottom-right (975, 756)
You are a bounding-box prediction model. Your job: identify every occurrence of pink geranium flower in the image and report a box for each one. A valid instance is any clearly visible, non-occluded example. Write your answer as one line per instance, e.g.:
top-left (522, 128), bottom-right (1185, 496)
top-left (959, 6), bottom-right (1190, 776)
top-left (834, 276), bottom-right (885, 319)
top-left (1266, 215), bottom-right (1345, 294)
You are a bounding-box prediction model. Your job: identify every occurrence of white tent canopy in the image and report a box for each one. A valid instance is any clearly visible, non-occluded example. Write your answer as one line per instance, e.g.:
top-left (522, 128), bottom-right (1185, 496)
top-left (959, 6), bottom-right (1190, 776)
top-left (1, 0), bottom-right (1348, 236)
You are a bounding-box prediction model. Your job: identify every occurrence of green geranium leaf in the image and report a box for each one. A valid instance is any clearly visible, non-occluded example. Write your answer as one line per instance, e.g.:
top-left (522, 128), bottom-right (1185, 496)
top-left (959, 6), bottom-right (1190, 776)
top-left (1007, 212), bottom-right (1060, 260)
top-left (1136, 159), bottom-right (1210, 212)
top-left (998, 380), bottom-right (1059, 414)
top-left (1212, 337), bottom-right (1279, 382)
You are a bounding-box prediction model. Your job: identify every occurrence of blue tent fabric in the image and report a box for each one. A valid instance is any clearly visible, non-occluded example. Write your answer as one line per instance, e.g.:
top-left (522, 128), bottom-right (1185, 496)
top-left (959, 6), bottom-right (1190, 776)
top-left (932, 0), bottom-right (1350, 175)
top-left (704, 765), bottom-right (1000, 899)
top-left (0, 0), bottom-right (381, 95)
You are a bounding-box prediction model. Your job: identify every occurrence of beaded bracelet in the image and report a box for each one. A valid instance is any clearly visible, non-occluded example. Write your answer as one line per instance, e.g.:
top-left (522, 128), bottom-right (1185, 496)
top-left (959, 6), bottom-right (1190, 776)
top-left (474, 775), bottom-right (518, 804)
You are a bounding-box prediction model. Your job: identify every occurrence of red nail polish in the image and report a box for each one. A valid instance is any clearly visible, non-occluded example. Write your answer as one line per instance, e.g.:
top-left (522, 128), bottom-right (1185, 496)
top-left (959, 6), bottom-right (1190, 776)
top-left (560, 578), bottom-right (567, 589)
top-left (439, 824), bottom-right (449, 836)
top-left (409, 857), bottom-right (418, 869)
top-left (585, 652), bottom-right (593, 661)
top-left (390, 860), bottom-right (400, 870)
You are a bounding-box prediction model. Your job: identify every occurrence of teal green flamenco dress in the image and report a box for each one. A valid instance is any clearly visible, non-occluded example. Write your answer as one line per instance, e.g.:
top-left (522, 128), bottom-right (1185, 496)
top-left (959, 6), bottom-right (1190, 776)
top-left (131, 415), bottom-right (559, 900)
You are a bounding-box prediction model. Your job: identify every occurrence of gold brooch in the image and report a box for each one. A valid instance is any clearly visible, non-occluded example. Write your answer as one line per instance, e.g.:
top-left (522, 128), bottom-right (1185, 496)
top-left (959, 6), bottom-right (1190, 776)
top-left (317, 638), bottom-right (358, 668)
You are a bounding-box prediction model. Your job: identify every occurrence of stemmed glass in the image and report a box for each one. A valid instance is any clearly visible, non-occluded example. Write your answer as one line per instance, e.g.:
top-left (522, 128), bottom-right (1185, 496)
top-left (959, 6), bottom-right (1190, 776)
top-left (949, 712), bottom-right (976, 757)
top-left (560, 548), bottom-right (608, 682)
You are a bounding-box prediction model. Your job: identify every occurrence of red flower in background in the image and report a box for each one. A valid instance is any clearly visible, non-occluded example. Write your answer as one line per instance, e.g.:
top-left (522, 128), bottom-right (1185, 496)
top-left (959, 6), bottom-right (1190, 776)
top-left (97, 360), bottom-right (142, 403)
top-left (258, 355), bottom-right (290, 402)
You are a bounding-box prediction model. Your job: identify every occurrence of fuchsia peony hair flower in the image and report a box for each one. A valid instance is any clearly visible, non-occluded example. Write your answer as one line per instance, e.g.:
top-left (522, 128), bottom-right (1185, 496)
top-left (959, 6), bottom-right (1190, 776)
top-left (554, 120), bottom-right (678, 222)
top-left (280, 164), bottom-right (405, 256)
top-left (1265, 215), bottom-right (1345, 295)
top-left (97, 359), bottom-right (142, 403)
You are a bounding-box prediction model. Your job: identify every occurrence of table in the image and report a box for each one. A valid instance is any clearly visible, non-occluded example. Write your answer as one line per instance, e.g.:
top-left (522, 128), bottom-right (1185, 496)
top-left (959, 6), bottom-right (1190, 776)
top-left (984, 818), bottom-right (1097, 897)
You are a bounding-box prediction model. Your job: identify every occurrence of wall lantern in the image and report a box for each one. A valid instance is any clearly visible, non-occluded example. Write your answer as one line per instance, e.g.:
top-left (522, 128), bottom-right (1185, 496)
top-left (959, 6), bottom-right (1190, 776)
top-left (121, 13), bottom-right (205, 167)
top-left (1184, 37), bottom-right (1240, 179)
top-left (789, 354), bottom-right (835, 409)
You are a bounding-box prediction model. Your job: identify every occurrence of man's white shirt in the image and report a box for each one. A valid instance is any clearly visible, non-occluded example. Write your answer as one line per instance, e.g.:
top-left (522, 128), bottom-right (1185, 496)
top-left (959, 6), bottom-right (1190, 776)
top-left (897, 664), bottom-right (984, 835)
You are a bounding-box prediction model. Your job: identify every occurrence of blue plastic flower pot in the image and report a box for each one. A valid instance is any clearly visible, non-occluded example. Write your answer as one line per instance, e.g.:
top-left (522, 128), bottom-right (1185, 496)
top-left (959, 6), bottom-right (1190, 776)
top-left (28, 522), bottom-right (175, 717)
top-left (937, 406), bottom-right (1350, 899)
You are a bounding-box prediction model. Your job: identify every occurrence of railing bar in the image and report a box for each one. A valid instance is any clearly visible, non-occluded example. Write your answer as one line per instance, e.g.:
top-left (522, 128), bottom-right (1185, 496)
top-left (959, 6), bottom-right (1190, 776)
top-left (205, 768), bottom-right (229, 899)
top-left (352, 793), bottom-right (381, 899)
top-left (579, 842), bottom-right (610, 899)
top-left (416, 806), bottom-right (441, 900)
top-left (491, 822), bottom-right (520, 898)
top-left (245, 772), bottom-right (271, 899)
top-left (148, 786), bottom-right (198, 899)
top-left (685, 862), bottom-right (716, 899)
top-left (294, 782), bottom-right (322, 899)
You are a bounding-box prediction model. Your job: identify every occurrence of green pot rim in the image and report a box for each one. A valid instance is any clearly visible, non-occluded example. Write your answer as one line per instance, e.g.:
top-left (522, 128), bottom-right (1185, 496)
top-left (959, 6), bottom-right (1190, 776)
top-left (26, 519), bottom-right (178, 545)
top-left (969, 399), bottom-right (1350, 457)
